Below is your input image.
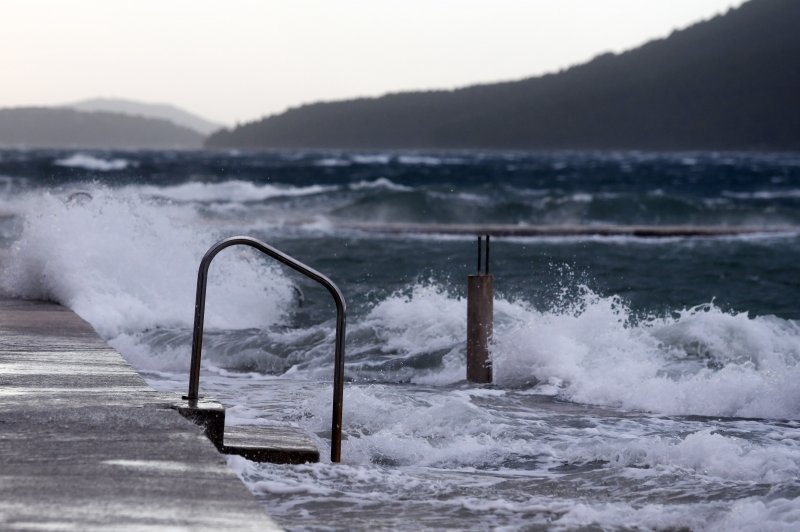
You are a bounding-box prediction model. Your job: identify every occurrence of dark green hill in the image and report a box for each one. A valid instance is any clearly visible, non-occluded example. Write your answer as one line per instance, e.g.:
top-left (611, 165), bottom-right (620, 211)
top-left (0, 107), bottom-right (204, 149)
top-left (207, 0), bottom-right (800, 152)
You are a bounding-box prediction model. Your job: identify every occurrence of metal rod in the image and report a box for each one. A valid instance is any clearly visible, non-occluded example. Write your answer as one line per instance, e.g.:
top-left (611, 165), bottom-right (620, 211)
top-left (476, 236), bottom-right (482, 274)
top-left (485, 234), bottom-right (490, 275)
top-left (186, 236), bottom-right (347, 463)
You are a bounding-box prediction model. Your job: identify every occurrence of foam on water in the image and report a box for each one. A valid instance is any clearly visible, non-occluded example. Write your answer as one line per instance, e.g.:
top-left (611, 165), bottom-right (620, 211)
top-left (397, 155), bottom-right (467, 165)
top-left (724, 189), bottom-right (800, 199)
top-left (222, 374), bottom-right (800, 530)
top-left (493, 289), bottom-right (800, 419)
top-left (133, 180), bottom-right (335, 203)
top-left (314, 157), bottom-right (351, 167)
top-left (350, 154), bottom-right (392, 165)
top-left (1, 184), bottom-right (798, 422)
top-left (0, 186), bottom-right (294, 342)
top-left (351, 283), bottom-right (467, 383)
top-left (315, 279), bottom-right (800, 420)
top-left (54, 153), bottom-right (130, 171)
top-left (348, 177), bottom-right (412, 192)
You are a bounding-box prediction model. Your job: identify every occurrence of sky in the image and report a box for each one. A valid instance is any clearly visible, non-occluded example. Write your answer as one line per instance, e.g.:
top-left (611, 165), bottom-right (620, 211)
top-left (1, 0), bottom-right (747, 126)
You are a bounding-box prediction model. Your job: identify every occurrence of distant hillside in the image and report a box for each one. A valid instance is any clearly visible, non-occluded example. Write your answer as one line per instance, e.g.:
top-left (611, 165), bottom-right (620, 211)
top-left (68, 97), bottom-right (223, 135)
top-left (208, 0), bottom-right (800, 152)
top-left (0, 108), bottom-right (204, 149)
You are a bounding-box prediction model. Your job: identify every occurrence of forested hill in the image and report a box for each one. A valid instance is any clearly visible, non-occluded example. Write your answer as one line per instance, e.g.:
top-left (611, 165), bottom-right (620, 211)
top-left (207, 0), bottom-right (800, 152)
top-left (0, 108), bottom-right (204, 149)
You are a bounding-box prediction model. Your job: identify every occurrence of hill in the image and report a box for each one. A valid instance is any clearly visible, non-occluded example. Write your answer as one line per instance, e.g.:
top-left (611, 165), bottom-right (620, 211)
top-left (207, 0), bottom-right (800, 152)
top-left (0, 107), bottom-right (204, 149)
top-left (68, 97), bottom-right (223, 135)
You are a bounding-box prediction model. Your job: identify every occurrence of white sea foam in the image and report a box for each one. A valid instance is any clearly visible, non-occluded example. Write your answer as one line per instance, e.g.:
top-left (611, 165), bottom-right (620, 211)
top-left (363, 284), bottom-right (464, 355)
top-left (562, 425), bottom-right (800, 483)
top-left (0, 186), bottom-right (294, 341)
top-left (224, 374), bottom-right (800, 530)
top-left (352, 283), bottom-right (467, 384)
top-left (313, 157), bottom-right (351, 167)
top-left (348, 177), bottom-right (412, 192)
top-left (493, 289), bottom-right (800, 419)
top-left (569, 192), bottom-right (594, 203)
top-left (310, 280), bottom-right (800, 419)
top-left (553, 496), bottom-right (800, 532)
top-left (723, 189), bottom-right (800, 200)
top-left (311, 385), bottom-right (508, 466)
top-left (54, 153), bottom-right (130, 171)
top-left (350, 154), bottom-right (392, 165)
top-left (397, 155), bottom-right (443, 166)
top-left (2, 183), bottom-right (798, 422)
top-left (397, 155), bottom-right (466, 166)
top-left (134, 180), bottom-right (335, 203)
top-left (709, 496), bottom-right (800, 532)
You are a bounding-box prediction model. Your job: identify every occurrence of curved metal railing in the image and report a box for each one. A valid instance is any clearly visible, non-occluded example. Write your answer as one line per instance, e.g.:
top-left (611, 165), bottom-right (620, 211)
top-left (185, 236), bottom-right (346, 462)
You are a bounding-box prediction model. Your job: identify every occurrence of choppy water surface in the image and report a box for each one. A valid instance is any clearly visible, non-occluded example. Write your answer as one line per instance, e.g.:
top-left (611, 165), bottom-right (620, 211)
top-left (1, 149), bottom-right (800, 530)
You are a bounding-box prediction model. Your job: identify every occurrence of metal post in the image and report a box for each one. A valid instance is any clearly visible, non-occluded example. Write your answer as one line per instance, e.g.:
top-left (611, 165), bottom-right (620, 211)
top-left (467, 235), bottom-right (492, 383)
top-left (477, 236), bottom-right (482, 273)
top-left (485, 235), bottom-right (490, 274)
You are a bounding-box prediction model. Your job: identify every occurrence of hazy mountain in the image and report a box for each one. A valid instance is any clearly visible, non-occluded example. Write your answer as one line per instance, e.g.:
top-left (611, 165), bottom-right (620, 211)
top-left (69, 97), bottom-right (223, 135)
top-left (0, 107), bottom-right (204, 149)
top-left (207, 0), bottom-right (800, 152)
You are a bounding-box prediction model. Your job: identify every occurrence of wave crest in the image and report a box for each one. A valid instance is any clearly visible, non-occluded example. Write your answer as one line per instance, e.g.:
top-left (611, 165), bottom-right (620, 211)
top-left (0, 186), bottom-right (295, 338)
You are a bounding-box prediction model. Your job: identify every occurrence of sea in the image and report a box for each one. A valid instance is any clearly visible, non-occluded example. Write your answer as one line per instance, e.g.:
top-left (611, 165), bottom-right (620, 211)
top-left (1, 149), bottom-right (800, 531)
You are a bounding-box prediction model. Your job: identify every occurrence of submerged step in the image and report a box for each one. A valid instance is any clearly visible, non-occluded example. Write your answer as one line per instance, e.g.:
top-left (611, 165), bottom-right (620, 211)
top-left (224, 425), bottom-right (320, 464)
top-left (173, 397), bottom-right (320, 464)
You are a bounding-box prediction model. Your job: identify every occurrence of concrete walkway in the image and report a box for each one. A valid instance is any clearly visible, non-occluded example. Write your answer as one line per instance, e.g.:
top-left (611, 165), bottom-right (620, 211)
top-left (0, 298), bottom-right (280, 531)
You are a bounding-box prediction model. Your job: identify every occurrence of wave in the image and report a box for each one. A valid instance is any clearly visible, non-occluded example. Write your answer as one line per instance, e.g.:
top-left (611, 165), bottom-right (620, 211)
top-left (54, 153), bottom-right (131, 171)
top-left (230, 369), bottom-right (800, 528)
top-left (0, 186), bottom-right (294, 339)
top-left (133, 180), bottom-right (335, 203)
top-left (493, 288), bottom-right (800, 419)
top-left (297, 378), bottom-right (800, 473)
top-left (312, 283), bottom-right (800, 419)
top-left (327, 185), bottom-right (799, 226)
top-left (313, 157), bottom-right (351, 167)
top-left (397, 155), bottom-right (468, 166)
top-left (348, 178), bottom-right (412, 192)
top-left (350, 154), bottom-right (392, 165)
top-left (314, 154), bottom-right (469, 167)
top-left (2, 188), bottom-right (798, 421)
top-left (1, 181), bottom-right (798, 421)
top-left (723, 189), bottom-right (800, 200)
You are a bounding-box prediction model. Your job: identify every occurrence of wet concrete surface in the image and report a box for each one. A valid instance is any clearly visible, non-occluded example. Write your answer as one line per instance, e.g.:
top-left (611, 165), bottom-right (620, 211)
top-left (0, 298), bottom-right (280, 531)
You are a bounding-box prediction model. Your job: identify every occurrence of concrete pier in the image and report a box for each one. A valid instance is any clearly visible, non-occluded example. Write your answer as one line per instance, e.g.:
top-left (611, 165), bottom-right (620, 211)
top-left (337, 222), bottom-right (795, 238)
top-left (0, 298), bottom-right (280, 531)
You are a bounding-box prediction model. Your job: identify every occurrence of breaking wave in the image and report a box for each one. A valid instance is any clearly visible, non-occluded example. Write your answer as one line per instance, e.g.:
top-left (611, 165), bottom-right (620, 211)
top-left (2, 186), bottom-right (796, 421)
top-left (54, 153), bottom-right (131, 171)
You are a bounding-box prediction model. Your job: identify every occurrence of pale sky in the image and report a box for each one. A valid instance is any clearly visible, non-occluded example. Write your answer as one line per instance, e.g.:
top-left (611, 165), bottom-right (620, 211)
top-left (1, 0), bottom-right (747, 126)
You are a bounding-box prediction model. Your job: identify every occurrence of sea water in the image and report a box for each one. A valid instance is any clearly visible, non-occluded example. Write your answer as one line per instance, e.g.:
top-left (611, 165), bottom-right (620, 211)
top-left (1, 149), bottom-right (800, 530)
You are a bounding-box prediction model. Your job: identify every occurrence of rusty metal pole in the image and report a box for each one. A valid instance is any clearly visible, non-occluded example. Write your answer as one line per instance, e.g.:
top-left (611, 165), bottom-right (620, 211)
top-left (467, 235), bottom-right (493, 383)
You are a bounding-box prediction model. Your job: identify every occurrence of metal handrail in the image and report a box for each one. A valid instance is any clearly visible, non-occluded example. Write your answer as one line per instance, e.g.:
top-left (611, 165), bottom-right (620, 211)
top-left (186, 236), bottom-right (347, 462)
